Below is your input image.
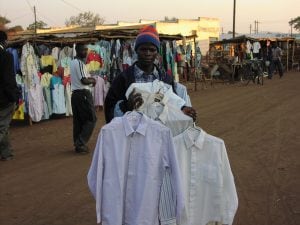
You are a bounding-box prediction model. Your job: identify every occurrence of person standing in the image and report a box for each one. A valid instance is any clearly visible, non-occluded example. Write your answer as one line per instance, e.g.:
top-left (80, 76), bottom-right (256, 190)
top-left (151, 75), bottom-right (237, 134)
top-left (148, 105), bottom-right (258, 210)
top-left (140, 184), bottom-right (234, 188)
top-left (0, 31), bottom-right (19, 161)
top-left (271, 42), bottom-right (284, 78)
top-left (70, 44), bottom-right (97, 154)
top-left (104, 25), bottom-right (196, 123)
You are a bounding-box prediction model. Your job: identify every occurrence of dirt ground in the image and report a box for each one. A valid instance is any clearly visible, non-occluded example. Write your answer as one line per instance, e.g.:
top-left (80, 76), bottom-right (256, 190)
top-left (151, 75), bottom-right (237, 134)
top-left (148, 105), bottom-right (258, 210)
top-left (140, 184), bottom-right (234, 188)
top-left (1, 72), bottom-right (299, 225)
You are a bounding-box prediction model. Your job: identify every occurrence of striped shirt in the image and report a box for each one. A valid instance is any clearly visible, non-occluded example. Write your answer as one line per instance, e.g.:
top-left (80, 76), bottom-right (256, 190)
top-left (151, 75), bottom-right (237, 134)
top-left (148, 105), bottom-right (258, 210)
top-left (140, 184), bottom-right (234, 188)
top-left (70, 58), bottom-right (91, 91)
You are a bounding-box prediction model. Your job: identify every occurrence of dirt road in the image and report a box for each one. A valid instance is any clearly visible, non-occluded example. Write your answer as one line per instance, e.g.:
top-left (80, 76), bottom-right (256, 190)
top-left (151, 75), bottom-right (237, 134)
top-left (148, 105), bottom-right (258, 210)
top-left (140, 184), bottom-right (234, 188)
top-left (1, 72), bottom-right (299, 225)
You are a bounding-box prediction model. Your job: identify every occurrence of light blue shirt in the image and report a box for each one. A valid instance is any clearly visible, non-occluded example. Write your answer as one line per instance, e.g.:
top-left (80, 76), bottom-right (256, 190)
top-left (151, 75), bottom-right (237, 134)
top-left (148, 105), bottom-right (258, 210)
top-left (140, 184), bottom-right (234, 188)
top-left (50, 76), bottom-right (66, 114)
top-left (87, 112), bottom-right (185, 225)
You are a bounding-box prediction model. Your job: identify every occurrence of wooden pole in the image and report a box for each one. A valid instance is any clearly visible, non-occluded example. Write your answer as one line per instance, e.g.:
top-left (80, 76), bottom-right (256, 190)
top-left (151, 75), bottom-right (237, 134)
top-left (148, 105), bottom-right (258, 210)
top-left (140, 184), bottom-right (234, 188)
top-left (233, 0), bottom-right (236, 38)
top-left (194, 36), bottom-right (197, 91)
top-left (286, 40), bottom-right (289, 72)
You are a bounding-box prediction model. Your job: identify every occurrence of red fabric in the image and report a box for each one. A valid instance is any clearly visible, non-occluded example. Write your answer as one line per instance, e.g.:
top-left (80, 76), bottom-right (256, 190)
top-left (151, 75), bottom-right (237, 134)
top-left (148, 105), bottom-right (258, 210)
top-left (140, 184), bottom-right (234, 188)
top-left (122, 64), bottom-right (129, 71)
top-left (55, 66), bottom-right (64, 78)
top-left (87, 52), bottom-right (103, 66)
top-left (62, 75), bottom-right (71, 86)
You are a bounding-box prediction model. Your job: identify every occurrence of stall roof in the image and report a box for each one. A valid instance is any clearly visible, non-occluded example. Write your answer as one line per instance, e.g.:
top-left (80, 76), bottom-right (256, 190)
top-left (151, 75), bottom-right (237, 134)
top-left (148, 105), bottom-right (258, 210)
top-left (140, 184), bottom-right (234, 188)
top-left (8, 23), bottom-right (187, 45)
top-left (211, 35), bottom-right (258, 45)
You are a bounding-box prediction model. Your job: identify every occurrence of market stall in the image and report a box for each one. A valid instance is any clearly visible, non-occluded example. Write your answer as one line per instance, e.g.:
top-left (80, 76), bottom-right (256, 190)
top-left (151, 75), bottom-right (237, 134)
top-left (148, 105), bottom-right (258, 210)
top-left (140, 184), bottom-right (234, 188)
top-left (7, 25), bottom-right (185, 125)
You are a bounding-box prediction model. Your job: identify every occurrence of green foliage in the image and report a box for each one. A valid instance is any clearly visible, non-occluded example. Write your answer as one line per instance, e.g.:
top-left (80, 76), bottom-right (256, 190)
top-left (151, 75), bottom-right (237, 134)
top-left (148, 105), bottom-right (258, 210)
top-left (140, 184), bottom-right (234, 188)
top-left (65, 11), bottom-right (105, 27)
top-left (0, 16), bottom-right (11, 25)
top-left (289, 17), bottom-right (300, 32)
top-left (27, 20), bottom-right (48, 30)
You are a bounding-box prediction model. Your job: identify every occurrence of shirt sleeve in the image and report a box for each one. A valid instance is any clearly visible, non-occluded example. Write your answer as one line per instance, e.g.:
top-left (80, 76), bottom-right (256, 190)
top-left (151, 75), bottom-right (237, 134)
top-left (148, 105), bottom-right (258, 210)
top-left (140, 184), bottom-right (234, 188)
top-left (104, 73), bottom-right (128, 123)
top-left (221, 142), bottom-right (238, 225)
top-left (163, 129), bottom-right (185, 222)
top-left (78, 60), bottom-right (88, 78)
top-left (87, 131), bottom-right (104, 224)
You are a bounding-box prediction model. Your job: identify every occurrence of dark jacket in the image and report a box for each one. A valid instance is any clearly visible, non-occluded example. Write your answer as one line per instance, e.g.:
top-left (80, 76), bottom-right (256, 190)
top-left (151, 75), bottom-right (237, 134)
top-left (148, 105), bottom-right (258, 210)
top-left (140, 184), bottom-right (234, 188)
top-left (104, 63), bottom-right (174, 123)
top-left (0, 47), bottom-right (19, 108)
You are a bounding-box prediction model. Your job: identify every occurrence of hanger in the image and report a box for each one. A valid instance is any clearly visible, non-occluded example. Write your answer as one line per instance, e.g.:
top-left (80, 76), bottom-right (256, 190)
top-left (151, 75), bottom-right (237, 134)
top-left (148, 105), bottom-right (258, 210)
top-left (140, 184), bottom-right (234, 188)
top-left (188, 121), bottom-right (201, 133)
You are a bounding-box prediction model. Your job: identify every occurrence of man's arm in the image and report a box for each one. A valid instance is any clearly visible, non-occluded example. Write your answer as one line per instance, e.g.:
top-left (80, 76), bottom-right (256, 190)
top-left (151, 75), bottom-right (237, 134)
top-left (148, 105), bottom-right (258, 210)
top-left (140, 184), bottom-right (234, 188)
top-left (104, 74), bottom-right (128, 123)
top-left (81, 77), bottom-right (96, 86)
top-left (3, 53), bottom-right (19, 104)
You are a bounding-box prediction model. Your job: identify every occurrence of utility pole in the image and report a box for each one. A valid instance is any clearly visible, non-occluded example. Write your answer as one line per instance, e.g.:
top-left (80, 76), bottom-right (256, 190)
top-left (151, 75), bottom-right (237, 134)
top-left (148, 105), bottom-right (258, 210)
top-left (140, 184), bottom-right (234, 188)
top-left (233, 0), bottom-right (236, 38)
top-left (33, 6), bottom-right (37, 36)
top-left (290, 24), bottom-right (293, 37)
top-left (250, 24), bottom-right (252, 34)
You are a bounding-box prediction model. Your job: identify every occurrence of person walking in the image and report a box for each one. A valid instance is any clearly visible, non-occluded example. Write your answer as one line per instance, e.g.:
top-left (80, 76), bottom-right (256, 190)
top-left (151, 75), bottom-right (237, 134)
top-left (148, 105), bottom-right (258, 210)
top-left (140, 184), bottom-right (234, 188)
top-left (271, 43), bottom-right (284, 78)
top-left (70, 44), bottom-right (97, 154)
top-left (0, 31), bottom-right (19, 161)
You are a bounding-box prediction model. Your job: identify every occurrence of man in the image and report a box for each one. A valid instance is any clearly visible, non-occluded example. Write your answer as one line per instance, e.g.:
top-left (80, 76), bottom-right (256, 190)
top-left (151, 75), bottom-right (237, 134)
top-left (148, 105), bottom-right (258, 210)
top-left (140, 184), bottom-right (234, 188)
top-left (0, 31), bottom-right (19, 161)
top-left (271, 42), bottom-right (284, 79)
top-left (104, 25), bottom-right (197, 123)
top-left (70, 44), bottom-right (97, 154)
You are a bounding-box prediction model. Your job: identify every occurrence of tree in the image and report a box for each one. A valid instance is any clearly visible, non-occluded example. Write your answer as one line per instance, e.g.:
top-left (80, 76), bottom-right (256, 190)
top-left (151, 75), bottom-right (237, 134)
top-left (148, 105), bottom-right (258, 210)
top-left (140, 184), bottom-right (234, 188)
top-left (27, 20), bottom-right (48, 30)
top-left (8, 25), bottom-right (24, 32)
top-left (65, 11), bottom-right (105, 27)
top-left (289, 17), bottom-right (300, 32)
top-left (164, 16), bottom-right (178, 22)
top-left (0, 15), bottom-right (10, 25)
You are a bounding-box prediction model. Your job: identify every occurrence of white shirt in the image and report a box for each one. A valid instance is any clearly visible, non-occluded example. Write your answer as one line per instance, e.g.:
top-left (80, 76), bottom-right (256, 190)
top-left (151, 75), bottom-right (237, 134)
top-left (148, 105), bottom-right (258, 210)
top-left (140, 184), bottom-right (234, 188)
top-left (125, 80), bottom-right (186, 110)
top-left (87, 112), bottom-right (185, 225)
top-left (70, 58), bottom-right (91, 91)
top-left (252, 42), bottom-right (261, 54)
top-left (246, 41), bottom-right (252, 54)
top-left (173, 128), bottom-right (238, 225)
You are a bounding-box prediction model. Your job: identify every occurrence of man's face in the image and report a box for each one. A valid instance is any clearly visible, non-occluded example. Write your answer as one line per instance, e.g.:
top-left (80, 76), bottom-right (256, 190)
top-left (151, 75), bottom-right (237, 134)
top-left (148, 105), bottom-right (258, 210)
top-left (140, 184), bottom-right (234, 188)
top-left (136, 43), bottom-right (158, 67)
top-left (77, 46), bottom-right (88, 59)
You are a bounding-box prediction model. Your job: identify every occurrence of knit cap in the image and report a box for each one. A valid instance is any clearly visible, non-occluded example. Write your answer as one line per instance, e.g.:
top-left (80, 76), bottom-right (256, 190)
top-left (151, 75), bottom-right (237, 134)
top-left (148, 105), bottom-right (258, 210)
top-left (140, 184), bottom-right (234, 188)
top-left (135, 25), bottom-right (160, 51)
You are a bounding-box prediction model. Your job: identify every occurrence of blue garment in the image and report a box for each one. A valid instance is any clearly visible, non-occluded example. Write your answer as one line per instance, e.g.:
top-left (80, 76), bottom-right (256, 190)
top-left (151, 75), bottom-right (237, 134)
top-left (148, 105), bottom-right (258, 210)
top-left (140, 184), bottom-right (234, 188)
top-left (7, 48), bottom-right (20, 75)
top-left (50, 76), bottom-right (66, 114)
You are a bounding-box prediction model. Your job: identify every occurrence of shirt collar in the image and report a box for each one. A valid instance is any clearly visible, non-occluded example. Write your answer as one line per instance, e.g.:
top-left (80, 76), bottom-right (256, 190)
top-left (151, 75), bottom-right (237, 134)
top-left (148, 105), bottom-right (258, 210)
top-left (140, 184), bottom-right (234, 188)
top-left (134, 64), bottom-right (159, 79)
top-left (183, 128), bottom-right (206, 150)
top-left (122, 112), bottom-right (148, 136)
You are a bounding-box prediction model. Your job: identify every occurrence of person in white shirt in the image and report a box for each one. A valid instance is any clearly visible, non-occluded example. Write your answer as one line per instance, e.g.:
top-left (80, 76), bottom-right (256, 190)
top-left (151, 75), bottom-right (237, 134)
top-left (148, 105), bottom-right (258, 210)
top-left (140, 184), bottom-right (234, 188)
top-left (70, 44), bottom-right (97, 154)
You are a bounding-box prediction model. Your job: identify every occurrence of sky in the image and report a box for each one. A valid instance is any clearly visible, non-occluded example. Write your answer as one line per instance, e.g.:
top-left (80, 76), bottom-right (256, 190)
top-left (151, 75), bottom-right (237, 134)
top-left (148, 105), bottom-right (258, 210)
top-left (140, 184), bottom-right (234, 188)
top-left (0, 0), bottom-right (299, 34)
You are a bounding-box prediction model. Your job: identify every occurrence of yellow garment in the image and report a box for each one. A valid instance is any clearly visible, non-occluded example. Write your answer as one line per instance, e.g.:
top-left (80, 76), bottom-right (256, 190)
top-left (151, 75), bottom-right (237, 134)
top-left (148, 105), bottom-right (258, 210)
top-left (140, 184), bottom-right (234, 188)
top-left (87, 61), bottom-right (101, 72)
top-left (41, 55), bottom-right (57, 73)
top-left (40, 72), bottom-right (53, 87)
top-left (13, 103), bottom-right (25, 120)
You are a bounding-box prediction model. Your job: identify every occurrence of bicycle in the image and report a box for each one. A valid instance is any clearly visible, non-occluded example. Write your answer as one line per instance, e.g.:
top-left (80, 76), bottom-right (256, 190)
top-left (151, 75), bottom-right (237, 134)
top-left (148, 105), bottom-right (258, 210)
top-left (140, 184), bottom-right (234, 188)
top-left (239, 59), bottom-right (267, 86)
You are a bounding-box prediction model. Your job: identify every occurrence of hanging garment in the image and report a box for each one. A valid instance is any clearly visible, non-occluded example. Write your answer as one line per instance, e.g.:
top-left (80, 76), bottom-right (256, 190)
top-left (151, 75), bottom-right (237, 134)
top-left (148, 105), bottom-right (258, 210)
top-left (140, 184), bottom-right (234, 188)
top-left (174, 128), bottom-right (238, 225)
top-left (20, 43), bottom-right (40, 88)
top-left (65, 83), bottom-right (72, 116)
top-left (6, 47), bottom-right (20, 75)
top-left (41, 55), bottom-right (58, 73)
top-left (87, 112), bottom-right (185, 225)
top-left (51, 47), bottom-right (60, 62)
top-left (28, 84), bottom-right (44, 122)
top-left (93, 76), bottom-right (105, 107)
top-left (253, 42), bottom-right (261, 54)
top-left (41, 73), bottom-right (53, 117)
top-left (38, 44), bottom-right (51, 56)
top-left (50, 76), bottom-right (66, 114)
top-left (88, 44), bottom-right (101, 55)
top-left (175, 82), bottom-right (192, 107)
top-left (125, 80), bottom-right (186, 110)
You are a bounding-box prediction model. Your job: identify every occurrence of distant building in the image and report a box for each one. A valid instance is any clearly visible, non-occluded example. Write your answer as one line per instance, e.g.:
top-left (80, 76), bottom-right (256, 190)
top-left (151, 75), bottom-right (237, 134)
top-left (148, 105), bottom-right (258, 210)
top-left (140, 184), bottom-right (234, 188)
top-left (109, 17), bottom-right (220, 54)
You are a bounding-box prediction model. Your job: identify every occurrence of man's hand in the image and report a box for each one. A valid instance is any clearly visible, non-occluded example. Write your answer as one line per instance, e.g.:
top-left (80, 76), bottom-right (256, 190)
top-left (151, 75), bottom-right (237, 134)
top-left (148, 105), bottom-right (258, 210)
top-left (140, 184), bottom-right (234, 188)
top-left (181, 106), bottom-right (197, 121)
top-left (127, 88), bottom-right (144, 111)
top-left (89, 77), bottom-right (96, 87)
